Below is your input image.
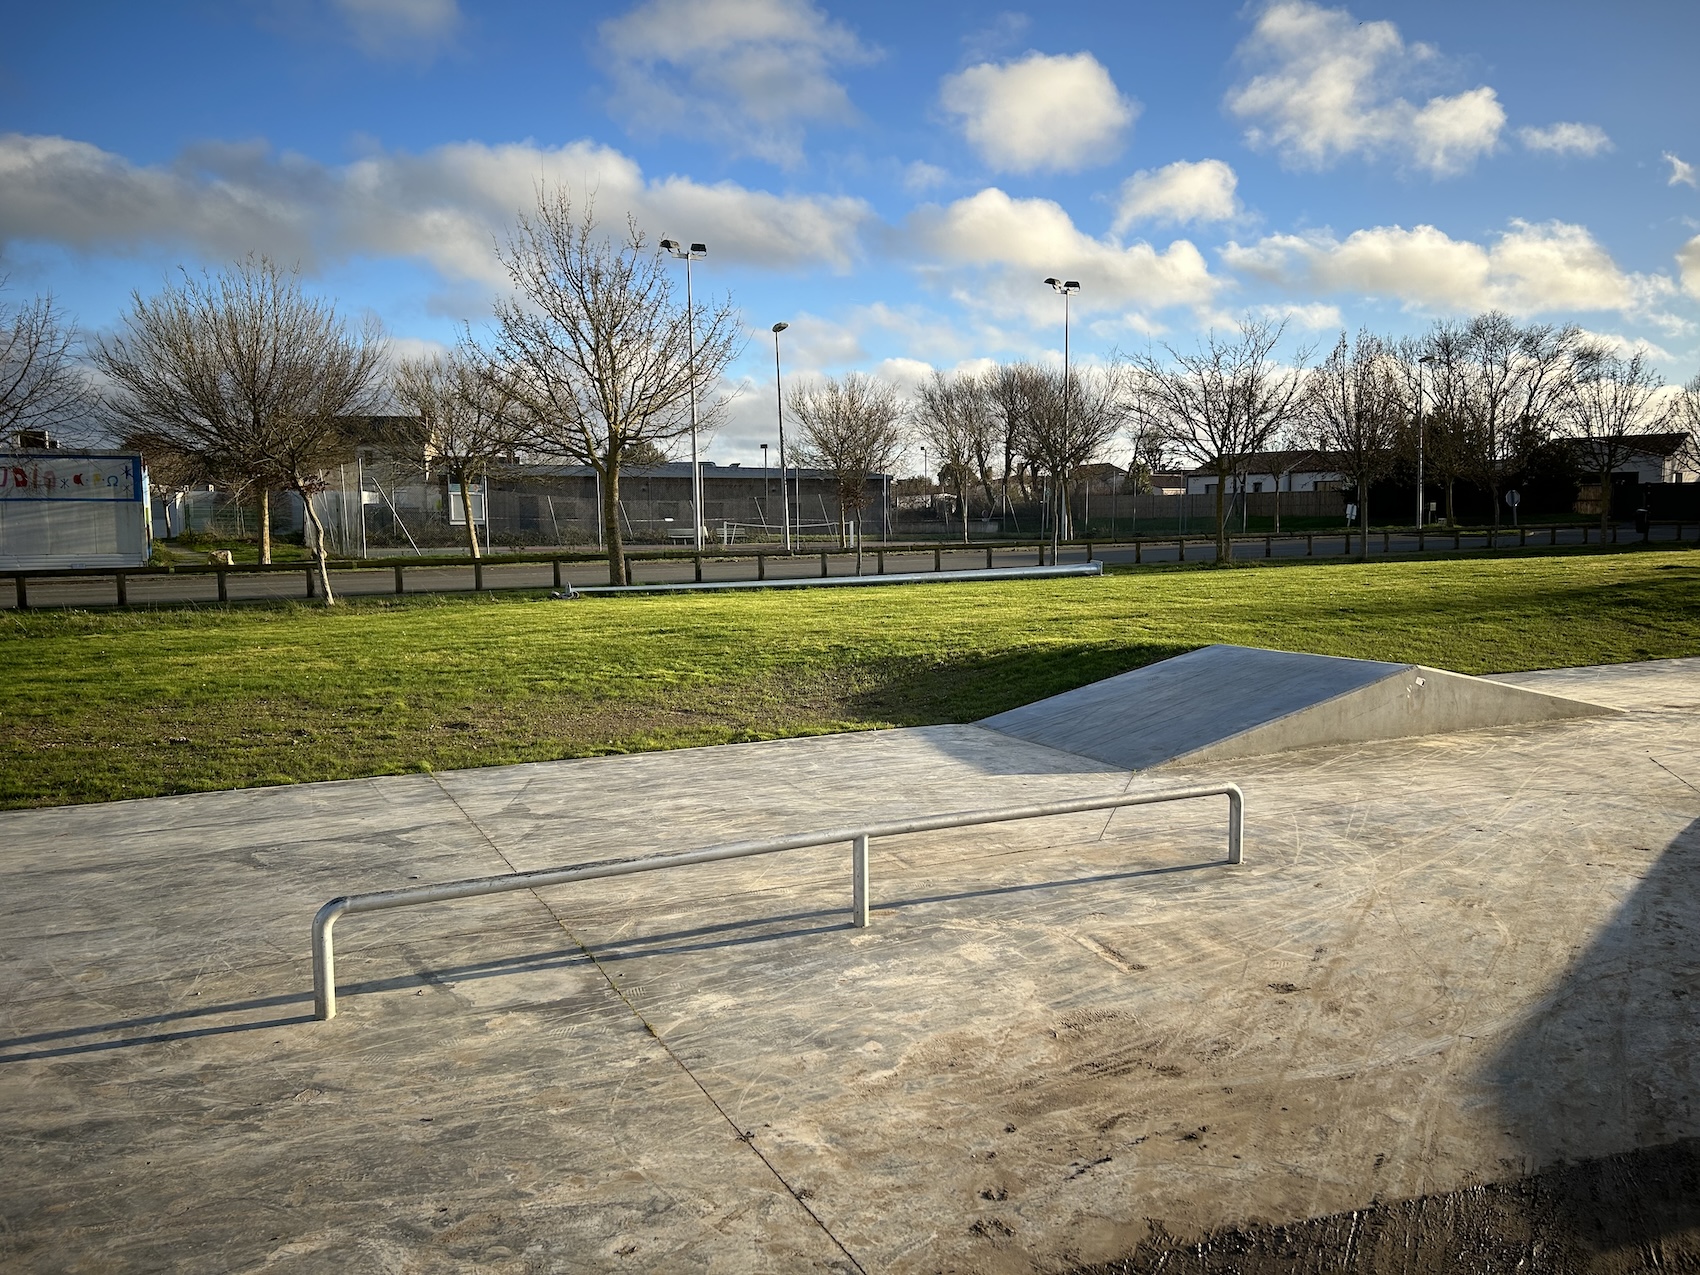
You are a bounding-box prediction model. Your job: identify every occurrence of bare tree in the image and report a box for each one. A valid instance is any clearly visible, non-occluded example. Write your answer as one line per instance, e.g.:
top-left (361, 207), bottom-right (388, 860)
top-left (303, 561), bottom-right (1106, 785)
top-left (1126, 318), bottom-right (1311, 562)
top-left (1305, 331), bottom-right (1405, 558)
top-left (490, 190), bottom-right (740, 585)
top-left (390, 350), bottom-right (520, 560)
top-left (787, 372), bottom-right (906, 571)
top-left (1560, 345), bottom-right (1674, 533)
top-left (1012, 362), bottom-right (1128, 548)
top-left (1457, 313), bottom-right (1582, 527)
top-left (912, 369), bottom-right (996, 542)
top-left (985, 363), bottom-right (1046, 519)
top-left (0, 280), bottom-right (96, 443)
top-left (1682, 375), bottom-right (1700, 476)
top-left (95, 256), bottom-right (384, 601)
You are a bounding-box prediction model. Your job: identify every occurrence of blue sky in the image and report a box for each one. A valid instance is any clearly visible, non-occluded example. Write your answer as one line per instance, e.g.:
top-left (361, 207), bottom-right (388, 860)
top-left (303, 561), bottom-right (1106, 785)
top-left (3, 0), bottom-right (1697, 462)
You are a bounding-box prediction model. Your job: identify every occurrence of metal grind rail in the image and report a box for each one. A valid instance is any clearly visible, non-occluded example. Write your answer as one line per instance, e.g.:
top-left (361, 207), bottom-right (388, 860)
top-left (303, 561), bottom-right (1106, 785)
top-left (312, 783), bottom-right (1245, 1020)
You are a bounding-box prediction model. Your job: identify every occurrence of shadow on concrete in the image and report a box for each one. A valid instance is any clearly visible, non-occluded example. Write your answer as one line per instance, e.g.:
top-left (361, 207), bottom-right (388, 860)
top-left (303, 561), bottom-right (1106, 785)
top-left (1070, 814), bottom-right (1700, 1274)
top-left (1072, 1136), bottom-right (1700, 1273)
top-left (1483, 812), bottom-right (1700, 1227)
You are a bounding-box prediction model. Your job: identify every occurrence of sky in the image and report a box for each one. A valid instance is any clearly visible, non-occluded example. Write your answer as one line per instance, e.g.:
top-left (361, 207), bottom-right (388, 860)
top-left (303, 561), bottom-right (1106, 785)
top-left (3, 0), bottom-right (1698, 465)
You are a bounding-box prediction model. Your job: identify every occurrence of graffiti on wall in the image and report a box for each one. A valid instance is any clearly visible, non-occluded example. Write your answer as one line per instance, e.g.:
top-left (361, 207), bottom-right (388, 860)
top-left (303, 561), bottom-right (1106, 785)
top-left (0, 456), bottom-right (143, 502)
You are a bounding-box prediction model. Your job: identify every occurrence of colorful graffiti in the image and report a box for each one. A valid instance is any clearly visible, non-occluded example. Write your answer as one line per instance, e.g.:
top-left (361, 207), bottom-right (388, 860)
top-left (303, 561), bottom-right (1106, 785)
top-left (0, 455), bottom-right (143, 501)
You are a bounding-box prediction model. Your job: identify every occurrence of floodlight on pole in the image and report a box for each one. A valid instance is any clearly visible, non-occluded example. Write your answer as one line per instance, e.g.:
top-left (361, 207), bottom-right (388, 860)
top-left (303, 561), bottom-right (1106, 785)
top-left (1417, 353), bottom-right (1436, 530)
top-left (1045, 277), bottom-right (1081, 557)
top-left (662, 238), bottom-right (708, 551)
top-left (772, 322), bottom-right (791, 551)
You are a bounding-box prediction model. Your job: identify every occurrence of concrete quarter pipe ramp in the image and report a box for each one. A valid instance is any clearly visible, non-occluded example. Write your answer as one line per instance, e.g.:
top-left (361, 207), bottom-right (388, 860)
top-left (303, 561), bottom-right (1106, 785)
top-left (978, 644), bottom-right (1617, 771)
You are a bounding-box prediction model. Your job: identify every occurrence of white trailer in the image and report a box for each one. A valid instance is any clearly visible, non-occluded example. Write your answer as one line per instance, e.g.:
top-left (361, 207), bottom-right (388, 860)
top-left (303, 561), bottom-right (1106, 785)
top-left (0, 451), bottom-right (152, 569)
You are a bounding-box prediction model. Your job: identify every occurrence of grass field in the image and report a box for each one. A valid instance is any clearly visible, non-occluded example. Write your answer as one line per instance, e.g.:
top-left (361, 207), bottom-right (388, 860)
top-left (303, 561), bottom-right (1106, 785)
top-left (3, 547), bottom-right (1697, 809)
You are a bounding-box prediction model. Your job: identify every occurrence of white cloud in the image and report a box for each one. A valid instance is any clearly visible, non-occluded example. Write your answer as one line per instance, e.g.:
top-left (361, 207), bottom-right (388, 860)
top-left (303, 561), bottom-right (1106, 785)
top-left (598, 0), bottom-right (875, 167)
top-left (0, 132), bottom-right (874, 292)
top-left (1573, 328), bottom-right (1674, 362)
top-left (1667, 152), bottom-right (1699, 188)
top-left (908, 187), bottom-right (1220, 322)
top-left (1255, 302), bottom-right (1345, 330)
top-left (1113, 159), bottom-right (1239, 232)
top-left (1517, 122), bottom-right (1612, 157)
top-left (939, 52), bottom-right (1138, 175)
top-left (331, 0), bottom-right (461, 58)
top-left (1223, 219), bottom-right (1673, 318)
top-left (1226, 1), bottom-right (1504, 177)
top-left (902, 161), bottom-right (950, 194)
top-left (1679, 236), bottom-right (1700, 301)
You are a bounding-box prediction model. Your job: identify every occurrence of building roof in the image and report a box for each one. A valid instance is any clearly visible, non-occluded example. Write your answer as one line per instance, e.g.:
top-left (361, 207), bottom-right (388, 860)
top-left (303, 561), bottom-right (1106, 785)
top-left (1182, 449), bottom-right (1349, 477)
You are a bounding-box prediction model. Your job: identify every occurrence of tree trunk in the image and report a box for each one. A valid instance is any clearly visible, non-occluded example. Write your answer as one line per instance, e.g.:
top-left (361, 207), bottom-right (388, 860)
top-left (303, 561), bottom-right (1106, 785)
top-left (258, 487), bottom-right (272, 564)
top-left (960, 478), bottom-right (969, 543)
top-left (1599, 464), bottom-right (1612, 535)
top-left (459, 469), bottom-right (482, 560)
top-left (1360, 488), bottom-right (1371, 561)
top-left (1213, 466), bottom-right (1229, 562)
top-left (1273, 479), bottom-right (1282, 535)
top-left (296, 482), bottom-right (336, 605)
top-left (1445, 479), bottom-right (1456, 527)
top-left (602, 460), bottom-right (626, 585)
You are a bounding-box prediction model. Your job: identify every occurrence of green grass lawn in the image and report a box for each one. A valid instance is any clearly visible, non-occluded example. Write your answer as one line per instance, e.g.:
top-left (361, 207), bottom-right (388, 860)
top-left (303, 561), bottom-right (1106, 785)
top-left (3, 548), bottom-right (1697, 809)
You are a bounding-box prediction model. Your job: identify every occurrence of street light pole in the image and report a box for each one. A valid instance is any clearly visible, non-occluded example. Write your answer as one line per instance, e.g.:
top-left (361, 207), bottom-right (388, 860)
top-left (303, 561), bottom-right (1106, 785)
top-left (1044, 277), bottom-right (1081, 559)
top-left (661, 239), bottom-right (708, 551)
top-left (1417, 353), bottom-right (1435, 530)
top-left (772, 322), bottom-right (790, 551)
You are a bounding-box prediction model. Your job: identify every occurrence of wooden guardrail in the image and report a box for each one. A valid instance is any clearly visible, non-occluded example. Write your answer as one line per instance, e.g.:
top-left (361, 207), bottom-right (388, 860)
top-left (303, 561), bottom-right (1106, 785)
top-left (5, 521), bottom-right (1692, 609)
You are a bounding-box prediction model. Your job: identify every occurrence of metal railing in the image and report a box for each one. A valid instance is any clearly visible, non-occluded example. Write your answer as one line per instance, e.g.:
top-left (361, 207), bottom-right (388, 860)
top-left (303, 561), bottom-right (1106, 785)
top-left (312, 782), bottom-right (1245, 1020)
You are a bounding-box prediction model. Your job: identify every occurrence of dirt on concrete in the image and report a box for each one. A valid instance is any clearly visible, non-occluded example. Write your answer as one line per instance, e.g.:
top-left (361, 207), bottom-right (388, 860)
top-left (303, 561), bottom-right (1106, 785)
top-left (1072, 1137), bottom-right (1700, 1274)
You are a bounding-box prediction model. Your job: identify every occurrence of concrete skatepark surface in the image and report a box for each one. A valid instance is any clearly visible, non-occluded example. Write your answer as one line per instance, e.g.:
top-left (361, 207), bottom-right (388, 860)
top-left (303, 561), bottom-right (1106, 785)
top-left (4, 650), bottom-right (1700, 1271)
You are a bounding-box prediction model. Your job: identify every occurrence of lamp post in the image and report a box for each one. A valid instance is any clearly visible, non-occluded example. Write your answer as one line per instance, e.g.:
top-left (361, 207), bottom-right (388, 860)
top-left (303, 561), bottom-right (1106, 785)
top-left (1044, 277), bottom-right (1081, 557)
top-left (1417, 353), bottom-right (1435, 530)
top-left (761, 442), bottom-right (769, 526)
top-left (661, 239), bottom-right (708, 551)
top-left (772, 322), bottom-right (790, 551)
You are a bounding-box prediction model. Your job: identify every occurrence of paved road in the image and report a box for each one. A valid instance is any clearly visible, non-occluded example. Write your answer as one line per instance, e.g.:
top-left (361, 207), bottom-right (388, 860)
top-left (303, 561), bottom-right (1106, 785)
top-left (5, 522), bottom-right (1691, 609)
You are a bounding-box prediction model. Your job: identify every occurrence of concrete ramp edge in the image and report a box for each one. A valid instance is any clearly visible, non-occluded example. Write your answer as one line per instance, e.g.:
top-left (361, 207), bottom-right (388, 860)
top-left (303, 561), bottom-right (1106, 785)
top-left (978, 644), bottom-right (1618, 772)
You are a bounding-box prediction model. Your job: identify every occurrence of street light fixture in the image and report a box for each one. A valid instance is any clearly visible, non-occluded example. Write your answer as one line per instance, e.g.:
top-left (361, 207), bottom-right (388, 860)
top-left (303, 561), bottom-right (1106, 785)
top-left (771, 321), bottom-right (790, 551)
top-left (1044, 277), bottom-right (1081, 558)
top-left (661, 238), bottom-right (708, 551)
top-left (1417, 353), bottom-right (1436, 530)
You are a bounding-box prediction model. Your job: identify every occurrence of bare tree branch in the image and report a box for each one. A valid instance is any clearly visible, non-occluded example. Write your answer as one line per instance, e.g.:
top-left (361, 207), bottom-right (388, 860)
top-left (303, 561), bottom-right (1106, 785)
top-left (1125, 317), bottom-right (1311, 561)
top-left (1560, 345), bottom-right (1674, 533)
top-left (788, 372), bottom-right (905, 568)
top-left (1304, 330), bottom-right (1405, 556)
top-left (94, 256), bottom-right (384, 600)
top-left (489, 190), bottom-right (742, 584)
top-left (391, 348), bottom-right (522, 560)
top-left (0, 279), bottom-right (97, 442)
